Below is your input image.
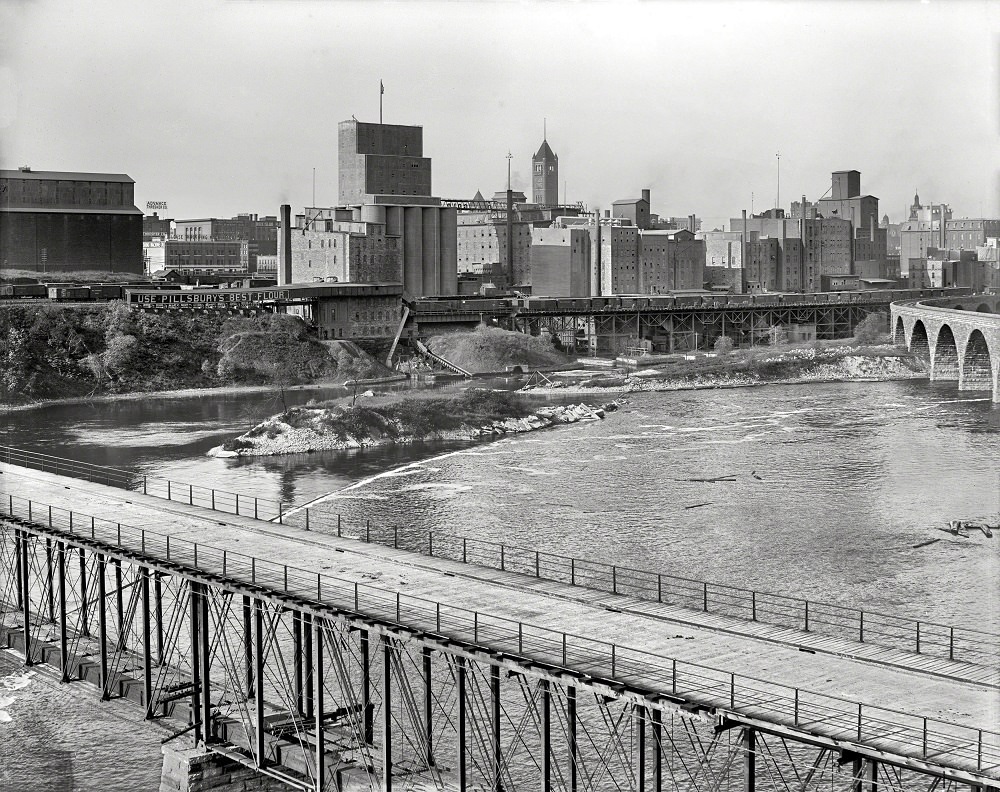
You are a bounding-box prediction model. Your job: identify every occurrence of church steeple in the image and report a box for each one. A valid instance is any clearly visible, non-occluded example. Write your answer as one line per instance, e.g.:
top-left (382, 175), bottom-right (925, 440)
top-left (531, 123), bottom-right (558, 206)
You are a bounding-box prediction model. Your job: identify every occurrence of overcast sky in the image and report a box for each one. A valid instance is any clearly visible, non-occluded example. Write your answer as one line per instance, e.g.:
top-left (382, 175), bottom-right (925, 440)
top-left (2, 0), bottom-right (998, 229)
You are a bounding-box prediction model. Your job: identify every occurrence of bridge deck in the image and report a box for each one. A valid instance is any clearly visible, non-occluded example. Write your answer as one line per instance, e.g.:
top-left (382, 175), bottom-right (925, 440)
top-left (3, 464), bottom-right (998, 753)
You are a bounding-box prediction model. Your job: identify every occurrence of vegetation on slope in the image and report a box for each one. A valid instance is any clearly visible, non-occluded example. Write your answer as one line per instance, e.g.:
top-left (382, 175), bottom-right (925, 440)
top-left (0, 302), bottom-right (378, 405)
top-left (426, 325), bottom-right (569, 373)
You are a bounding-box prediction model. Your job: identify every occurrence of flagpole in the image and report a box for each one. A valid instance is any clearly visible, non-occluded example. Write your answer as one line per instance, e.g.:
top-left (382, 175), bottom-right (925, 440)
top-left (379, 80), bottom-right (383, 124)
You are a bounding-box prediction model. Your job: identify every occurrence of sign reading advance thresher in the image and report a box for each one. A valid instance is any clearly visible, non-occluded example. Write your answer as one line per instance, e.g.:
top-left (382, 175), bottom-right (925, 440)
top-left (127, 290), bottom-right (291, 309)
top-left (146, 201), bottom-right (168, 212)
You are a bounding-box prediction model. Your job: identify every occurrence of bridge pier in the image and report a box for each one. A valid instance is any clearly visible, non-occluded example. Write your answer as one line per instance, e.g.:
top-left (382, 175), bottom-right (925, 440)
top-left (160, 744), bottom-right (286, 792)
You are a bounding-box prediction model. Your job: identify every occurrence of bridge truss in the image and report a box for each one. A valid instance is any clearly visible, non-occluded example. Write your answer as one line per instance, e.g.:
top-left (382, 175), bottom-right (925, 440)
top-left (1, 498), bottom-right (997, 792)
top-left (503, 304), bottom-right (876, 354)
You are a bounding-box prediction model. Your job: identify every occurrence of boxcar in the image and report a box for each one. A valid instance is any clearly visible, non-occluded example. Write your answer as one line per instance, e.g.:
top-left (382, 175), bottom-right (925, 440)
top-left (47, 286), bottom-right (93, 301)
top-left (0, 283), bottom-right (48, 299)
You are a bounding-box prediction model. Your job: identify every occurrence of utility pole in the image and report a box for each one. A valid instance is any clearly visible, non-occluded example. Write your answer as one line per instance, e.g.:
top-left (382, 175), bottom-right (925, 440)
top-left (312, 168), bottom-right (316, 209)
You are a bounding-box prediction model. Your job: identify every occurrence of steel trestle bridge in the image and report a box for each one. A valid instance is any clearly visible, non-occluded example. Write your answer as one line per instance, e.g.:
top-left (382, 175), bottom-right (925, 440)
top-left (0, 449), bottom-right (997, 792)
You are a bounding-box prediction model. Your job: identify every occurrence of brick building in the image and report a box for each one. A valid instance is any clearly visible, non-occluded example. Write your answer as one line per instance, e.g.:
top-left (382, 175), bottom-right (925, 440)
top-left (456, 210), bottom-right (532, 285)
top-left (612, 189), bottom-right (651, 230)
top-left (164, 239), bottom-right (248, 275)
top-left (0, 167), bottom-right (143, 273)
top-left (944, 218), bottom-right (1000, 250)
top-left (596, 224), bottom-right (640, 294)
top-left (730, 215), bottom-right (851, 292)
top-left (173, 214), bottom-right (277, 272)
top-left (143, 212), bottom-right (173, 239)
top-left (288, 209), bottom-right (401, 285)
top-left (636, 230), bottom-right (705, 293)
top-left (817, 171), bottom-right (880, 237)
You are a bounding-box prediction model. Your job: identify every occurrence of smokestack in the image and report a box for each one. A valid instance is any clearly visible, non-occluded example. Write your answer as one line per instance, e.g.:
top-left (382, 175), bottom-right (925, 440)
top-left (641, 189), bottom-right (650, 205)
top-left (742, 209), bottom-right (747, 274)
top-left (279, 204), bottom-right (292, 285)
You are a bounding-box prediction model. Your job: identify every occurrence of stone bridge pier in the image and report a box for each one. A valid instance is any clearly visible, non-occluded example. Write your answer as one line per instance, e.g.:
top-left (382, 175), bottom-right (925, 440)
top-left (891, 296), bottom-right (1000, 402)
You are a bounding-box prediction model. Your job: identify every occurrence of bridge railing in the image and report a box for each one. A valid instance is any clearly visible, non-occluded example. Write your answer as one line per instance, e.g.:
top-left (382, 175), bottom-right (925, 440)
top-left (0, 445), bottom-right (286, 523)
top-left (3, 444), bottom-right (997, 670)
top-left (2, 492), bottom-right (998, 780)
top-left (337, 520), bottom-right (998, 670)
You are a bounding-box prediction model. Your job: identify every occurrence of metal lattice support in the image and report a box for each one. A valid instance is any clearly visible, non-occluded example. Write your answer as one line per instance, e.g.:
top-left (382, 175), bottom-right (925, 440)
top-left (1, 516), bottom-right (998, 792)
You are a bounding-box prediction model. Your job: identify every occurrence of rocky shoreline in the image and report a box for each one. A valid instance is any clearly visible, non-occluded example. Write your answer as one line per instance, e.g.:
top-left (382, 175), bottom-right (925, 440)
top-left (210, 400), bottom-right (621, 458)
top-left (522, 348), bottom-right (925, 396)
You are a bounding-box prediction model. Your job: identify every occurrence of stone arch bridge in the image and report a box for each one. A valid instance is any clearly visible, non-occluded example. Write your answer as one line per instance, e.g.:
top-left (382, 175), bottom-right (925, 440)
top-left (891, 294), bottom-right (1000, 402)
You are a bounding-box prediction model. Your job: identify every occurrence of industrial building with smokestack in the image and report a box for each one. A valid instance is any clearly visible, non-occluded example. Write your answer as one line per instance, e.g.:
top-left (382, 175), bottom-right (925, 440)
top-left (277, 119), bottom-right (457, 298)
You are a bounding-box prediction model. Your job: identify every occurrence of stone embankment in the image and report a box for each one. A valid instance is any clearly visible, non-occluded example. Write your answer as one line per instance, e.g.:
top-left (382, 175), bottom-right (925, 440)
top-left (210, 401), bottom-right (620, 458)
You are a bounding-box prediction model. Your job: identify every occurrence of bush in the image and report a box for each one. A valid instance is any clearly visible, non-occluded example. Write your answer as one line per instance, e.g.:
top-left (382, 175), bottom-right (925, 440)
top-left (854, 312), bottom-right (889, 345)
top-left (713, 336), bottom-right (735, 356)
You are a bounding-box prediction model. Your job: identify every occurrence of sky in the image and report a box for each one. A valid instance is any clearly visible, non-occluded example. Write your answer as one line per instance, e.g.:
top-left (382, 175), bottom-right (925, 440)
top-left (1, 0), bottom-right (998, 230)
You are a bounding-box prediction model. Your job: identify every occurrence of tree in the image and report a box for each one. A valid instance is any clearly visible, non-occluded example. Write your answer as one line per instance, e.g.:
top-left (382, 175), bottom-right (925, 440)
top-left (854, 312), bottom-right (889, 346)
top-left (713, 335), bottom-right (735, 356)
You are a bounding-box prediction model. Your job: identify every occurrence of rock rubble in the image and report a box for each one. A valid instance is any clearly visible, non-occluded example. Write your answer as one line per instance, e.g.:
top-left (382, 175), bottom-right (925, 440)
top-left (209, 401), bottom-right (621, 458)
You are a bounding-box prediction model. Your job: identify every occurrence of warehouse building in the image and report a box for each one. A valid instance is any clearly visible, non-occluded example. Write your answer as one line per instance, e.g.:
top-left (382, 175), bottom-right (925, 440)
top-left (0, 167), bottom-right (143, 274)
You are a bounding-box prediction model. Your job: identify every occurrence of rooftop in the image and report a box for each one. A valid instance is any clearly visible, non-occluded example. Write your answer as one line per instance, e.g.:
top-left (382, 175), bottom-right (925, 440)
top-left (0, 169), bottom-right (134, 183)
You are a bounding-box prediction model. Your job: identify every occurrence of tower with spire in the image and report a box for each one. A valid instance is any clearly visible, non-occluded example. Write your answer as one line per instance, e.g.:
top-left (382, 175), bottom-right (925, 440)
top-left (531, 122), bottom-right (558, 206)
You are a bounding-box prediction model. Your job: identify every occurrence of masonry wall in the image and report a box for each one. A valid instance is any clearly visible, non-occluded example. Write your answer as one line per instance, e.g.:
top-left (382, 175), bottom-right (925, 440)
top-left (313, 293), bottom-right (403, 340)
top-left (0, 211), bottom-right (143, 273)
top-left (456, 219), bottom-right (532, 283)
top-left (600, 226), bottom-right (640, 294)
top-left (288, 226), bottom-right (401, 285)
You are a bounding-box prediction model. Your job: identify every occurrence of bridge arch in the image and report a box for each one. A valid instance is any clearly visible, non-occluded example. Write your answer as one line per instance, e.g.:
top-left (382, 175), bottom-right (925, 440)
top-left (960, 329), bottom-right (994, 391)
top-left (932, 324), bottom-right (960, 380)
top-left (909, 319), bottom-right (930, 359)
top-left (893, 315), bottom-right (906, 346)
top-left (975, 303), bottom-right (992, 313)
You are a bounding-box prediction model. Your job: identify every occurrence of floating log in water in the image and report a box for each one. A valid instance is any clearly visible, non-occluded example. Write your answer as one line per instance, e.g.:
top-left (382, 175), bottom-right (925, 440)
top-left (684, 502), bottom-right (712, 510)
top-left (675, 476), bottom-right (737, 483)
top-left (912, 538), bottom-right (941, 549)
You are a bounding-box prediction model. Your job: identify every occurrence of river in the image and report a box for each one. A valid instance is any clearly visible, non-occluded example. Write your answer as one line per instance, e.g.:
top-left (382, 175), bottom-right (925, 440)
top-left (1, 379), bottom-right (998, 790)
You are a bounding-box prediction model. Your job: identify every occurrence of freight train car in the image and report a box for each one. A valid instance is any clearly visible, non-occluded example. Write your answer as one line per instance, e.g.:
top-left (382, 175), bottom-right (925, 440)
top-left (0, 283), bottom-right (48, 299)
top-left (47, 286), bottom-right (93, 301)
top-left (89, 284), bottom-right (127, 300)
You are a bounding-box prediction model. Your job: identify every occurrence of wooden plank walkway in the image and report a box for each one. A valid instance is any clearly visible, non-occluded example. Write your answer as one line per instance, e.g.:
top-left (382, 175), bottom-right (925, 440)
top-left (2, 463), bottom-right (998, 740)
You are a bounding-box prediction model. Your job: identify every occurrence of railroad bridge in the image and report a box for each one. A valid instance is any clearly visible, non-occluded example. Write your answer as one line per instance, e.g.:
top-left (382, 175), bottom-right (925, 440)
top-left (891, 296), bottom-right (1000, 402)
top-left (1, 447), bottom-right (998, 792)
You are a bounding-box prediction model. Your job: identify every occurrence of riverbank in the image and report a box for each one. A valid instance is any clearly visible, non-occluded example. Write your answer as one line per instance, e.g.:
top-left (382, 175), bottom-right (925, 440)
top-left (0, 303), bottom-right (390, 408)
top-left (210, 389), bottom-right (618, 457)
top-left (0, 379), bottom-right (355, 415)
top-left (521, 344), bottom-right (925, 395)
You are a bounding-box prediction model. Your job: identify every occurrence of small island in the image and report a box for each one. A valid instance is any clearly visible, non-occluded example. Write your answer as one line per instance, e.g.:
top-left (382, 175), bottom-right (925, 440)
top-left (211, 389), bottom-right (620, 457)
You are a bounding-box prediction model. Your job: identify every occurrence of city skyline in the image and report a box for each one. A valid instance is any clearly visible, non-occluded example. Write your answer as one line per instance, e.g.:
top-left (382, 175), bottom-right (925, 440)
top-left (1, 0), bottom-right (998, 228)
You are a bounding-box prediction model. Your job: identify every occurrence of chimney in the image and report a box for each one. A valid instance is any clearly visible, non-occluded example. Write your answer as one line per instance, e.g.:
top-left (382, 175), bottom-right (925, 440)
top-left (641, 189), bottom-right (650, 205)
top-left (279, 204), bottom-right (292, 285)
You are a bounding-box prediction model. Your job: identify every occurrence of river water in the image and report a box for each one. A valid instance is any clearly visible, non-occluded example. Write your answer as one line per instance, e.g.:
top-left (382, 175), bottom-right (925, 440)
top-left (1, 379), bottom-right (998, 790)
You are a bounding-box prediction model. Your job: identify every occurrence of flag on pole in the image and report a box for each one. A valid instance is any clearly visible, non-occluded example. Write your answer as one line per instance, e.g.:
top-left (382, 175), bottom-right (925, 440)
top-left (380, 80), bottom-right (384, 95)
